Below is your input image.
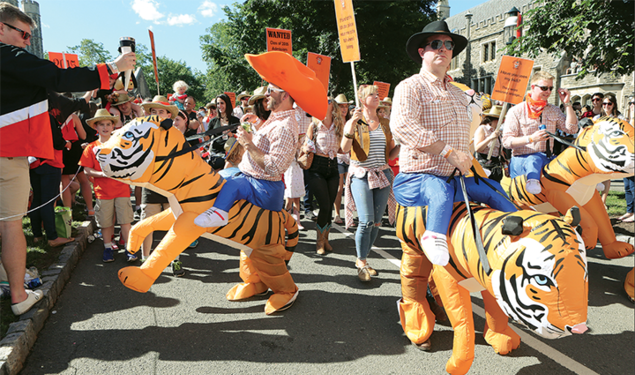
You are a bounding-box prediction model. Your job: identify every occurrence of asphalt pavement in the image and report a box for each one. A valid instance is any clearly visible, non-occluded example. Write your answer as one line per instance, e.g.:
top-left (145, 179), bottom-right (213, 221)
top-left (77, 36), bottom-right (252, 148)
top-left (20, 219), bottom-right (634, 375)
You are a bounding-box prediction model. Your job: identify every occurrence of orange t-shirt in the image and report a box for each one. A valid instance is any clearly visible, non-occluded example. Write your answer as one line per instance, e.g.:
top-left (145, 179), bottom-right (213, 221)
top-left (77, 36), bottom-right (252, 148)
top-left (79, 140), bottom-right (131, 200)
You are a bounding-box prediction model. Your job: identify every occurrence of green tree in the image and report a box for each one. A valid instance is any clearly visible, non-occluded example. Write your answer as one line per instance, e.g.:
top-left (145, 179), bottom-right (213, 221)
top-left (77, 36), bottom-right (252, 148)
top-left (67, 39), bottom-right (113, 67)
top-left (141, 55), bottom-right (207, 104)
top-left (200, 0), bottom-right (436, 101)
top-left (505, 0), bottom-right (634, 78)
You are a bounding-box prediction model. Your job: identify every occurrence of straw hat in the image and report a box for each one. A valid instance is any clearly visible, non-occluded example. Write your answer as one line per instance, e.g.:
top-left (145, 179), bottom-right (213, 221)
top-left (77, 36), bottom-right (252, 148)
top-left (248, 86), bottom-right (267, 105)
top-left (224, 136), bottom-right (240, 157)
top-left (110, 93), bottom-right (134, 106)
top-left (380, 97), bottom-right (392, 106)
top-left (481, 105), bottom-right (503, 118)
top-left (205, 101), bottom-right (217, 110)
top-left (245, 51), bottom-right (328, 119)
top-left (406, 20), bottom-right (468, 63)
top-left (140, 95), bottom-right (179, 119)
top-left (236, 91), bottom-right (251, 103)
top-left (334, 94), bottom-right (353, 105)
top-left (86, 109), bottom-right (118, 129)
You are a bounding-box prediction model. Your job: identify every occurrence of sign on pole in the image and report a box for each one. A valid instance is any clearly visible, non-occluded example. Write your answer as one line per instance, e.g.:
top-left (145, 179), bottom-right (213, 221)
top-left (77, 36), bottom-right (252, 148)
top-left (334, 0), bottom-right (360, 63)
top-left (148, 30), bottom-right (160, 95)
top-left (266, 28), bottom-right (292, 54)
top-left (491, 55), bottom-right (534, 105)
top-left (307, 52), bottom-right (331, 93)
top-left (48, 52), bottom-right (79, 69)
top-left (373, 81), bottom-right (390, 100)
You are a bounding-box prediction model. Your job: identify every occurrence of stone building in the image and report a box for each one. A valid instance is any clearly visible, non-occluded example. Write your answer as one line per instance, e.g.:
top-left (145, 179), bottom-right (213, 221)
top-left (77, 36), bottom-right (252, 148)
top-left (0, 0), bottom-right (44, 58)
top-left (443, 0), bottom-right (634, 116)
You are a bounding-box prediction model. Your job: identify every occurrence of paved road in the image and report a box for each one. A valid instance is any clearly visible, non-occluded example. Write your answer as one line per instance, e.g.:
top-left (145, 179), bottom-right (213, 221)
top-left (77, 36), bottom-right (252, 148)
top-left (22, 220), bottom-right (634, 375)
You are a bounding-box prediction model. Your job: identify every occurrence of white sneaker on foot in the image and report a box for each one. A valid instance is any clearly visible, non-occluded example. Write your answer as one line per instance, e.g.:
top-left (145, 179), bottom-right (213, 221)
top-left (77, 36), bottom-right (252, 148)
top-left (194, 207), bottom-right (229, 228)
top-left (420, 231), bottom-right (450, 266)
top-left (526, 179), bottom-right (542, 195)
top-left (11, 289), bottom-right (43, 315)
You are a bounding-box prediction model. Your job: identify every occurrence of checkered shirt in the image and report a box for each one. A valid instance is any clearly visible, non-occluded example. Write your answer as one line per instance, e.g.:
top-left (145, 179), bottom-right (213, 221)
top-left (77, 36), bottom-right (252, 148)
top-left (502, 102), bottom-right (578, 156)
top-left (295, 105), bottom-right (312, 135)
top-left (239, 109), bottom-right (298, 181)
top-left (390, 68), bottom-right (471, 176)
top-left (314, 121), bottom-right (341, 159)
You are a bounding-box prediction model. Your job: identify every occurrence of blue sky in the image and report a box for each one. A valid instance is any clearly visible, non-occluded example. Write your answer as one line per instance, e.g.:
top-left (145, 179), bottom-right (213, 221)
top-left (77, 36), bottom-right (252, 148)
top-left (40, 0), bottom-right (482, 73)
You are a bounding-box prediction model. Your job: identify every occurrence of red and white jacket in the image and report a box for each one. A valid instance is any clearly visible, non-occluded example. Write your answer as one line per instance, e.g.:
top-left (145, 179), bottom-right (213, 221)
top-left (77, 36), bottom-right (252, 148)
top-left (0, 43), bottom-right (110, 160)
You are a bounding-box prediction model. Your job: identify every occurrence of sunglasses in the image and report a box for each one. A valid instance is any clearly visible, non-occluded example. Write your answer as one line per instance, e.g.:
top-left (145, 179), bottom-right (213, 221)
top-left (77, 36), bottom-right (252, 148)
top-left (534, 85), bottom-right (554, 92)
top-left (266, 86), bottom-right (285, 95)
top-left (425, 40), bottom-right (455, 51)
top-left (602, 102), bottom-right (613, 106)
top-left (2, 22), bottom-right (31, 40)
top-left (592, 98), bottom-right (602, 102)
top-left (327, 99), bottom-right (333, 104)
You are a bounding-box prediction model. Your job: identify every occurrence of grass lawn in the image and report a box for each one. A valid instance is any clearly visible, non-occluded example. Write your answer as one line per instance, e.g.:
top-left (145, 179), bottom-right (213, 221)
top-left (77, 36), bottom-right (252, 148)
top-left (1, 202), bottom-right (89, 337)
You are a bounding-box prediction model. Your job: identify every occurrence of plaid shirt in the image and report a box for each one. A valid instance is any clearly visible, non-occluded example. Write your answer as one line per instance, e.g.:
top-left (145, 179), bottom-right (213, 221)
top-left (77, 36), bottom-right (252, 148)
top-left (239, 109), bottom-right (298, 181)
top-left (314, 120), bottom-right (341, 159)
top-left (390, 68), bottom-right (471, 176)
top-left (502, 102), bottom-right (578, 156)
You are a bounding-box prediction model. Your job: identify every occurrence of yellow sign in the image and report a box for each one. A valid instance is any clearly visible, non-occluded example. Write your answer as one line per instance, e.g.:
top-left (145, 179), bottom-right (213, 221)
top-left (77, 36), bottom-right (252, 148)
top-left (334, 0), bottom-right (360, 63)
top-left (491, 56), bottom-right (534, 105)
top-left (266, 28), bottom-right (292, 55)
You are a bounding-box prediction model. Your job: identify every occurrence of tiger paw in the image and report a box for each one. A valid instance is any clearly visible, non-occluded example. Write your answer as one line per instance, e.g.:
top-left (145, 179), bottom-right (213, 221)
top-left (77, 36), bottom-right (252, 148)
top-left (118, 266), bottom-right (154, 293)
top-left (602, 241), bottom-right (635, 259)
top-left (264, 289), bottom-right (299, 315)
top-left (226, 282), bottom-right (269, 301)
top-left (484, 325), bottom-right (521, 355)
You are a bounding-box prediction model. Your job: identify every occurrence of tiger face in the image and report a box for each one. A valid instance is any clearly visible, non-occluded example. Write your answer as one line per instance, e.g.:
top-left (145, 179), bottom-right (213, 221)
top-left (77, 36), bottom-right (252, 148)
top-left (491, 219), bottom-right (588, 339)
top-left (96, 117), bottom-right (162, 181)
top-left (586, 117), bottom-right (634, 174)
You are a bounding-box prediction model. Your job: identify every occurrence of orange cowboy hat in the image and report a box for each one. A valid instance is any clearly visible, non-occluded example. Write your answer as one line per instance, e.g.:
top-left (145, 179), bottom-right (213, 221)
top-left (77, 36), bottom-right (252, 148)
top-left (244, 51), bottom-right (327, 119)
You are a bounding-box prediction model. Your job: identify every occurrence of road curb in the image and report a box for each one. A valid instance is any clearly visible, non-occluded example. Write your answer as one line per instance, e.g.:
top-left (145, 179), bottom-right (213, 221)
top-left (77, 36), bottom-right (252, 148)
top-left (0, 220), bottom-right (94, 375)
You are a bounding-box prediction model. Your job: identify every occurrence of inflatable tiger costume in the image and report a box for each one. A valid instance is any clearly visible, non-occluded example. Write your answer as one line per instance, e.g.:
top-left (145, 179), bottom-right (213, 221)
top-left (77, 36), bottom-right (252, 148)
top-left (95, 116), bottom-right (299, 315)
top-left (397, 203), bottom-right (588, 375)
top-left (508, 116), bottom-right (634, 259)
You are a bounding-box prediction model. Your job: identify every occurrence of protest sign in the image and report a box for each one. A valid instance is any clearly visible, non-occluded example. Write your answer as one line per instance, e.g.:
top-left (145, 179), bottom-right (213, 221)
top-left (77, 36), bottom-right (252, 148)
top-left (224, 92), bottom-right (236, 107)
top-left (148, 30), bottom-right (160, 94)
top-left (307, 52), bottom-right (331, 92)
top-left (266, 28), bottom-right (292, 54)
top-left (491, 56), bottom-right (534, 105)
top-left (48, 52), bottom-right (79, 69)
top-left (333, 0), bottom-right (360, 63)
top-left (373, 81), bottom-right (390, 100)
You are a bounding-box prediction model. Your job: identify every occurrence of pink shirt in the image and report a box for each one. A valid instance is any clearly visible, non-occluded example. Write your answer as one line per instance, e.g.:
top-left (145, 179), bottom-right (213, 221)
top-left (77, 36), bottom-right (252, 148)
top-left (314, 120), bottom-right (341, 159)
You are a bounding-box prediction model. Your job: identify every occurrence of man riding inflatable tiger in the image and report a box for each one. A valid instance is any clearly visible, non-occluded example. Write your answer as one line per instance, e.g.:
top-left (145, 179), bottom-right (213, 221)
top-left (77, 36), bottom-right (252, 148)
top-left (95, 51), bottom-right (328, 315)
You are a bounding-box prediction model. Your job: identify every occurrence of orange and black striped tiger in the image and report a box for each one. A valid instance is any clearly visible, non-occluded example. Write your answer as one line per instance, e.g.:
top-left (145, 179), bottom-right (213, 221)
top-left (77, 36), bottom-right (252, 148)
top-left (396, 202), bottom-right (588, 375)
top-left (95, 116), bottom-right (298, 315)
top-left (508, 116), bottom-right (634, 259)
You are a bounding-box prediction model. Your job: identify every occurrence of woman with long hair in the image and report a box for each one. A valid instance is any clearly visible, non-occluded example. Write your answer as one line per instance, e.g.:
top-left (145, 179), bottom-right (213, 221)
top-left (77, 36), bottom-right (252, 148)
top-left (473, 105), bottom-right (504, 182)
top-left (593, 94), bottom-right (625, 206)
top-left (333, 94), bottom-right (352, 224)
top-left (302, 96), bottom-right (344, 254)
top-left (341, 84), bottom-right (399, 282)
top-left (205, 94), bottom-right (240, 170)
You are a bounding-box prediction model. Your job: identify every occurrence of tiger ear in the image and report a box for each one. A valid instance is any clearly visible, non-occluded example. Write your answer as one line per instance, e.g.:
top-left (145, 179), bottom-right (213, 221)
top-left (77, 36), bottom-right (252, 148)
top-left (502, 215), bottom-right (524, 236)
top-left (563, 206), bottom-right (581, 228)
top-left (579, 118), bottom-right (594, 129)
top-left (160, 119), bottom-right (173, 130)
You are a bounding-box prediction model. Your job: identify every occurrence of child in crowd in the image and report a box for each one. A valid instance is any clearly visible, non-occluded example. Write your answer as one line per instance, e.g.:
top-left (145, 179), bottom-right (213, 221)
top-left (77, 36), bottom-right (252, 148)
top-left (79, 109), bottom-right (136, 263)
top-left (170, 80), bottom-right (189, 110)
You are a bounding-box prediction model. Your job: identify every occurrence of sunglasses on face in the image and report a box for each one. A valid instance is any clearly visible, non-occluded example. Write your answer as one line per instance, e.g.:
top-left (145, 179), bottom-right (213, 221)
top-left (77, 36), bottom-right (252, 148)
top-left (266, 86), bottom-right (285, 95)
top-left (592, 98), bottom-right (602, 102)
top-left (425, 40), bottom-right (455, 51)
top-left (535, 85), bottom-right (554, 92)
top-left (602, 102), bottom-right (613, 106)
top-left (2, 22), bottom-right (31, 40)
top-left (327, 99), bottom-right (333, 104)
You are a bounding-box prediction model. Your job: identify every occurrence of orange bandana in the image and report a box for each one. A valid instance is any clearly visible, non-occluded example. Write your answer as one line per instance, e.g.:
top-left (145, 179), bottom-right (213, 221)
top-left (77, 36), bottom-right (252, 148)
top-left (526, 94), bottom-right (547, 119)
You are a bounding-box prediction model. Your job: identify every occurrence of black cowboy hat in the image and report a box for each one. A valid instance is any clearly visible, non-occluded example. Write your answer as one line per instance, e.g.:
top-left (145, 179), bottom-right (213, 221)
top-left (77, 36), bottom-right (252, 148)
top-left (406, 20), bottom-right (468, 63)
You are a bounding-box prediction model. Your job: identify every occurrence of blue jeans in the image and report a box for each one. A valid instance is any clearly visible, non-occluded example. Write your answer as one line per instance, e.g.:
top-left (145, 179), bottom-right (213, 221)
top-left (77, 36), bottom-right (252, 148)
top-left (393, 173), bottom-right (517, 234)
top-left (509, 153), bottom-right (549, 180)
top-left (350, 169), bottom-right (393, 260)
top-left (214, 173), bottom-right (284, 212)
top-left (625, 176), bottom-right (635, 214)
top-left (29, 164), bottom-right (62, 240)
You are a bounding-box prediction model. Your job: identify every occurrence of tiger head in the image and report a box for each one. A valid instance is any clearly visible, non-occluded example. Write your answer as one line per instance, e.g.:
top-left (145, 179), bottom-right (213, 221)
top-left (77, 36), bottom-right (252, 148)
top-left (490, 213), bottom-right (588, 340)
top-left (578, 116), bottom-right (634, 175)
top-left (96, 116), bottom-right (175, 183)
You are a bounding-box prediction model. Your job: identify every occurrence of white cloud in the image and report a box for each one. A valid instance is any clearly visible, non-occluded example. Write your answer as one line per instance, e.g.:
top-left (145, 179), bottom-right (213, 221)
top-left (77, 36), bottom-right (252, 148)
top-left (198, 1), bottom-right (218, 18)
top-left (42, 23), bottom-right (50, 28)
top-left (167, 14), bottom-right (197, 26)
top-left (131, 0), bottom-right (165, 22)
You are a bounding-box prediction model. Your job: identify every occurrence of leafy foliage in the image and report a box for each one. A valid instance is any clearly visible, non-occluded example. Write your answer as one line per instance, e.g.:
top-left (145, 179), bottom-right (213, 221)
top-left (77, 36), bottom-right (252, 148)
top-left (200, 0), bottom-right (436, 101)
top-left (505, 0), bottom-right (634, 78)
top-left (67, 39), bottom-right (113, 67)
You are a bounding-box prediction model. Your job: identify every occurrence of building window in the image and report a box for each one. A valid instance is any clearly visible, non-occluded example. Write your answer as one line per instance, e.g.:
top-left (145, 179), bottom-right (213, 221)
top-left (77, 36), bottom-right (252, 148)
top-left (472, 76), bottom-right (494, 95)
top-left (450, 55), bottom-right (458, 70)
top-left (482, 41), bottom-right (496, 63)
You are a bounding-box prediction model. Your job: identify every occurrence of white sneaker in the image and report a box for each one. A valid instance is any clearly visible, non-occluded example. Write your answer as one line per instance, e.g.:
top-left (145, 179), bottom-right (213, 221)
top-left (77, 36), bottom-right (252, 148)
top-left (194, 207), bottom-right (229, 228)
top-left (11, 289), bottom-right (43, 315)
top-left (420, 231), bottom-right (450, 266)
top-left (526, 179), bottom-right (542, 195)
